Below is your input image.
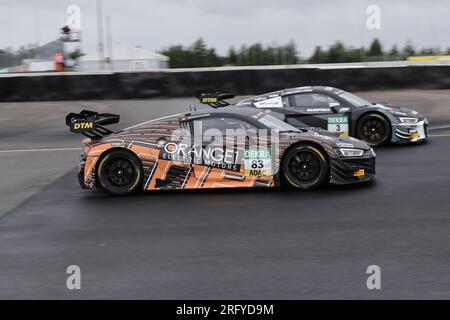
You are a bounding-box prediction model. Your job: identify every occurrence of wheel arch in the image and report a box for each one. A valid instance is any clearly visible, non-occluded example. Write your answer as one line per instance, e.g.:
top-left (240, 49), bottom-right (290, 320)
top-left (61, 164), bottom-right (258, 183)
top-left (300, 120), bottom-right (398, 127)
top-left (355, 111), bottom-right (393, 141)
top-left (279, 140), bottom-right (331, 189)
top-left (281, 140), bottom-right (330, 164)
top-left (94, 147), bottom-right (144, 189)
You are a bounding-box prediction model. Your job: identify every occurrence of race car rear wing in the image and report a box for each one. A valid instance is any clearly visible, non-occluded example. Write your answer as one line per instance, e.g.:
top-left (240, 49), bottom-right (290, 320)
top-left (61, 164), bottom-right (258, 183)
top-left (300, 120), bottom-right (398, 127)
top-left (197, 91), bottom-right (236, 108)
top-left (65, 110), bottom-right (120, 140)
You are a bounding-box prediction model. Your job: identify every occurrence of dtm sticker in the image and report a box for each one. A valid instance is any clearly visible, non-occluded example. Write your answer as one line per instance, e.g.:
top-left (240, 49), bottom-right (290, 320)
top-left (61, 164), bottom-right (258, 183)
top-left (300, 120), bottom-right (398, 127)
top-left (201, 97), bottom-right (218, 103)
top-left (244, 149), bottom-right (272, 177)
top-left (70, 121), bottom-right (94, 132)
top-left (328, 116), bottom-right (349, 136)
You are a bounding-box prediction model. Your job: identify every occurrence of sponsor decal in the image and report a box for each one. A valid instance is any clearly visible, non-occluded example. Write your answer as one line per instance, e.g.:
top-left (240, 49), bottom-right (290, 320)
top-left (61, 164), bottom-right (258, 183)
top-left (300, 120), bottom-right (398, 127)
top-left (254, 96), bottom-right (283, 108)
top-left (201, 97), bottom-right (218, 103)
top-left (353, 169), bottom-right (365, 177)
top-left (306, 108), bottom-right (331, 112)
top-left (70, 121), bottom-right (94, 132)
top-left (244, 148), bottom-right (272, 177)
top-left (328, 116), bottom-right (349, 136)
top-left (159, 142), bottom-right (241, 172)
top-left (328, 116), bottom-right (348, 124)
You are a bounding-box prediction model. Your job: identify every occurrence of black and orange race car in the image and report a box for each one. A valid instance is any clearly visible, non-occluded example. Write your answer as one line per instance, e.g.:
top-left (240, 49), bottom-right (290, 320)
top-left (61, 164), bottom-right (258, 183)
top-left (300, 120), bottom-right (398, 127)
top-left (66, 107), bottom-right (376, 195)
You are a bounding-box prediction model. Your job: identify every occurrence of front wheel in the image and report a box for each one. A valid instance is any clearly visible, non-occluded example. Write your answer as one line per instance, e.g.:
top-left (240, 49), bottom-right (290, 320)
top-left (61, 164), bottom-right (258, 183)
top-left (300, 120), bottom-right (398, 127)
top-left (281, 144), bottom-right (329, 190)
top-left (97, 150), bottom-right (143, 195)
top-left (356, 113), bottom-right (391, 146)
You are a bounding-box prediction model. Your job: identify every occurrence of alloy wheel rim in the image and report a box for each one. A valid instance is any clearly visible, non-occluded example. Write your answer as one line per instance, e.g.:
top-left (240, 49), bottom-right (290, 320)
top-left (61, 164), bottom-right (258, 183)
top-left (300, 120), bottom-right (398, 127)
top-left (105, 158), bottom-right (135, 187)
top-left (289, 151), bottom-right (321, 182)
top-left (362, 118), bottom-right (386, 144)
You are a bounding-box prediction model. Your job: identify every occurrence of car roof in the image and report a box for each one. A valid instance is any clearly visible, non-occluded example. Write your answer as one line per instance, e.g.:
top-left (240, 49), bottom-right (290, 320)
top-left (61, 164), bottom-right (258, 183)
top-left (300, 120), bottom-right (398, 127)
top-left (188, 106), bottom-right (263, 117)
top-left (124, 106), bottom-right (265, 131)
top-left (239, 86), bottom-right (343, 103)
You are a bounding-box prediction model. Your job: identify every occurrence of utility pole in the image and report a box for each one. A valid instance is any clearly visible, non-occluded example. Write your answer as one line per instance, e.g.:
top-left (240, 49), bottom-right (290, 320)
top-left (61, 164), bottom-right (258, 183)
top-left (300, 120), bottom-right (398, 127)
top-left (105, 14), bottom-right (113, 70)
top-left (96, 0), bottom-right (105, 70)
top-left (33, 1), bottom-right (40, 45)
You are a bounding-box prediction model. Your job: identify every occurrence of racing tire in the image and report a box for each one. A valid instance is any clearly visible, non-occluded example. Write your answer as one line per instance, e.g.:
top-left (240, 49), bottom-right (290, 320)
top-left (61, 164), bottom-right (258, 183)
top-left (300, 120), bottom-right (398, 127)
top-left (281, 144), bottom-right (329, 190)
top-left (356, 113), bottom-right (391, 146)
top-left (97, 149), bottom-right (143, 195)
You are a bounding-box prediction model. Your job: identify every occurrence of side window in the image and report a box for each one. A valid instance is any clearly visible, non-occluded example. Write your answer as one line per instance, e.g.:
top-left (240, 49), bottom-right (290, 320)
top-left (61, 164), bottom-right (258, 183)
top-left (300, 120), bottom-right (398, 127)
top-left (140, 116), bottom-right (181, 143)
top-left (192, 117), bottom-right (257, 144)
top-left (289, 93), bottom-right (339, 108)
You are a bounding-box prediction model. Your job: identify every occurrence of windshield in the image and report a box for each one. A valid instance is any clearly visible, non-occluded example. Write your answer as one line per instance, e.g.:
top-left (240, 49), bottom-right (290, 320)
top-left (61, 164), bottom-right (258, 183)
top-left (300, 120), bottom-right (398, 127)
top-left (258, 114), bottom-right (300, 132)
top-left (338, 91), bottom-right (372, 107)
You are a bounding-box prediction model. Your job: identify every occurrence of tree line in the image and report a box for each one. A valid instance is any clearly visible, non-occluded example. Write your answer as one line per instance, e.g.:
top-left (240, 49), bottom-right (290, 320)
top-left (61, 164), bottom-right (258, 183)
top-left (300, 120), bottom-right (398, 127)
top-left (0, 43), bottom-right (82, 70)
top-left (2, 38), bottom-right (449, 70)
top-left (161, 38), bottom-right (450, 68)
top-left (160, 38), bottom-right (299, 68)
top-left (0, 45), bottom-right (41, 69)
top-left (308, 39), bottom-right (448, 64)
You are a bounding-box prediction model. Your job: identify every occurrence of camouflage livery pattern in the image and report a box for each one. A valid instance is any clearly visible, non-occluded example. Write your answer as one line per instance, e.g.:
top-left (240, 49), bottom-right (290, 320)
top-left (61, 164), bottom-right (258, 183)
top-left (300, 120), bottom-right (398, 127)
top-left (78, 112), bottom-right (375, 191)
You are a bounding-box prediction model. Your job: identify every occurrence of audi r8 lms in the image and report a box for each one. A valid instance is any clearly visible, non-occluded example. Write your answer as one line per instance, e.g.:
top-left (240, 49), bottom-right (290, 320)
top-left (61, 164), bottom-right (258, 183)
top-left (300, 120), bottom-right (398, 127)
top-left (66, 107), bottom-right (376, 195)
top-left (199, 86), bottom-right (429, 146)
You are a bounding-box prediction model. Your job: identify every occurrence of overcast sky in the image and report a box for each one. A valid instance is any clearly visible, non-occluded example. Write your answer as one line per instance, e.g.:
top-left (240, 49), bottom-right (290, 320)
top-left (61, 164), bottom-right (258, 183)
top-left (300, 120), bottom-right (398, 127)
top-left (0, 0), bottom-right (448, 57)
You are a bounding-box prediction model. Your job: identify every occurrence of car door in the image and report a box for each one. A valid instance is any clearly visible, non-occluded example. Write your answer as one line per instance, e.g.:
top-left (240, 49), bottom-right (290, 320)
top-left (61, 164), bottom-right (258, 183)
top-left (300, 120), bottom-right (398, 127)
top-left (189, 116), bottom-right (247, 187)
top-left (283, 92), bottom-right (351, 136)
top-left (189, 115), bottom-right (273, 187)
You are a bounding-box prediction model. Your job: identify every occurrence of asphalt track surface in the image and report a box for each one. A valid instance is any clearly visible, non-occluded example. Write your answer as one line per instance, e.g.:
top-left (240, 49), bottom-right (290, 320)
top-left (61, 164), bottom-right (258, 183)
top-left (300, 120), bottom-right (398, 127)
top-left (1, 90), bottom-right (450, 299)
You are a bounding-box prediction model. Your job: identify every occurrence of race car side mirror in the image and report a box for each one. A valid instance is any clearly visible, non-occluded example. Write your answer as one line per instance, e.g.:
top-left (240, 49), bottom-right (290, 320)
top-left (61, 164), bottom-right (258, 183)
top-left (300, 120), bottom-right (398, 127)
top-left (329, 102), bottom-right (340, 113)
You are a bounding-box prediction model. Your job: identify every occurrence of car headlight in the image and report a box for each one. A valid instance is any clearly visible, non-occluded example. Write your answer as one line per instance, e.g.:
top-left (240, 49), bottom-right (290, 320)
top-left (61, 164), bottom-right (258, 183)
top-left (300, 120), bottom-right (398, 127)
top-left (399, 117), bottom-right (419, 124)
top-left (386, 107), bottom-right (407, 117)
top-left (370, 148), bottom-right (376, 157)
top-left (339, 148), bottom-right (364, 157)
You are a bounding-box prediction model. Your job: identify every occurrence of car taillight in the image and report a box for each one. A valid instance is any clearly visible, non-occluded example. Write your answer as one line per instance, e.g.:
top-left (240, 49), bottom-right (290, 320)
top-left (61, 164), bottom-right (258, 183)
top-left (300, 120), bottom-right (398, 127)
top-left (83, 145), bottom-right (92, 155)
top-left (82, 138), bottom-right (92, 155)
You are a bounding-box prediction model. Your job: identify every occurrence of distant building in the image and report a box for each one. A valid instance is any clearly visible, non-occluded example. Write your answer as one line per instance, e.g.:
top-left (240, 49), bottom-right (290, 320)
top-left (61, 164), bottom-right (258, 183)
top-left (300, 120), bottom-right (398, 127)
top-left (78, 43), bottom-right (169, 71)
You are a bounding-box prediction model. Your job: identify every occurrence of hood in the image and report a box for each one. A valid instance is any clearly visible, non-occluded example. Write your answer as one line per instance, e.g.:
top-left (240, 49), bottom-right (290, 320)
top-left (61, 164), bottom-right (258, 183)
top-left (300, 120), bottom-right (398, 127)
top-left (374, 102), bottom-right (425, 119)
top-left (333, 134), bottom-right (372, 150)
top-left (281, 129), bottom-right (371, 150)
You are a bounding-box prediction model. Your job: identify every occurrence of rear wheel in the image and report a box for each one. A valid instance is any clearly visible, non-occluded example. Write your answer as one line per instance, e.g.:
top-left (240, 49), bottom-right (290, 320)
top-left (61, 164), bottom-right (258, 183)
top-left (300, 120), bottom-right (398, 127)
top-left (97, 150), bottom-right (143, 195)
top-left (282, 144), bottom-right (329, 190)
top-left (356, 113), bottom-right (391, 146)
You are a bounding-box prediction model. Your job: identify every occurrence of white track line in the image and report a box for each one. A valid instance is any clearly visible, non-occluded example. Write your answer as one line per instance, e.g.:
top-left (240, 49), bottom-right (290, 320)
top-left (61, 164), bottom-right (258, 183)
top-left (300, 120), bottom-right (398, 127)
top-left (429, 134), bottom-right (450, 137)
top-left (429, 125), bottom-right (450, 131)
top-left (0, 147), bottom-right (80, 153)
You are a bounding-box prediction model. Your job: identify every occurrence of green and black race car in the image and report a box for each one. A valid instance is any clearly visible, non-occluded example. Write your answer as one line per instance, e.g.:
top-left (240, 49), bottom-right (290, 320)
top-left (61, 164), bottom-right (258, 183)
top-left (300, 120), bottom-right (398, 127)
top-left (199, 86), bottom-right (429, 146)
